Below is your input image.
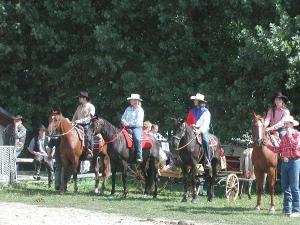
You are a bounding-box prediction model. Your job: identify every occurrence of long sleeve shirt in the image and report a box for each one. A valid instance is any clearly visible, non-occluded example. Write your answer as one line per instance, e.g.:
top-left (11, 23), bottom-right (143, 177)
top-left (121, 106), bottom-right (144, 128)
top-left (268, 129), bottom-right (300, 158)
top-left (72, 102), bottom-right (95, 124)
top-left (195, 110), bottom-right (211, 133)
top-left (264, 107), bottom-right (290, 130)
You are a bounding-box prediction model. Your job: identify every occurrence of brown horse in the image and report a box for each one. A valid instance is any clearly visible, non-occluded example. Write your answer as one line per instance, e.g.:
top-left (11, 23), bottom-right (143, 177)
top-left (252, 113), bottom-right (277, 212)
top-left (48, 111), bottom-right (83, 192)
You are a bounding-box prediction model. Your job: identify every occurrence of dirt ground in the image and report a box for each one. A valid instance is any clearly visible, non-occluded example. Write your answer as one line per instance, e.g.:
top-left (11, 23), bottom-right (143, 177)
top-left (0, 202), bottom-right (208, 225)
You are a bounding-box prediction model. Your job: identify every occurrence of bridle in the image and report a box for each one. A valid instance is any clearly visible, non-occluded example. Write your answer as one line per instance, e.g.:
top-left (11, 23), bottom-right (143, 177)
top-left (252, 116), bottom-right (267, 146)
top-left (48, 114), bottom-right (77, 138)
top-left (173, 122), bottom-right (197, 151)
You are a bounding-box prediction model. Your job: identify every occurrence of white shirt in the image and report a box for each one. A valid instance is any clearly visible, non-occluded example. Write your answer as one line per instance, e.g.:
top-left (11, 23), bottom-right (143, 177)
top-left (195, 110), bottom-right (211, 133)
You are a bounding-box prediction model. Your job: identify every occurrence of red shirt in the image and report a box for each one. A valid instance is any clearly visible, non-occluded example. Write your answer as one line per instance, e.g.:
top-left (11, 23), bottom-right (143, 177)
top-left (269, 130), bottom-right (300, 158)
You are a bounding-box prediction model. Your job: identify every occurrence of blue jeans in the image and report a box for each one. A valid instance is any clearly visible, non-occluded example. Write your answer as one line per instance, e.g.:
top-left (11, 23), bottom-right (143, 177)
top-left (131, 127), bottom-right (143, 159)
top-left (202, 132), bottom-right (211, 163)
top-left (278, 128), bottom-right (286, 138)
top-left (281, 159), bottom-right (300, 213)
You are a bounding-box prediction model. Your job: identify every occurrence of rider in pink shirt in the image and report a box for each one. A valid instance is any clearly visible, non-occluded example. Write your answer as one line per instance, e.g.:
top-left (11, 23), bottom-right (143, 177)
top-left (264, 92), bottom-right (290, 138)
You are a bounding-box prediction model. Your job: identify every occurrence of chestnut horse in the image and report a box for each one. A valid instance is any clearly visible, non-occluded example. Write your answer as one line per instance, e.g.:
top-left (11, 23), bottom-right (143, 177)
top-left (91, 135), bottom-right (110, 194)
top-left (48, 111), bottom-right (84, 192)
top-left (252, 113), bottom-right (277, 212)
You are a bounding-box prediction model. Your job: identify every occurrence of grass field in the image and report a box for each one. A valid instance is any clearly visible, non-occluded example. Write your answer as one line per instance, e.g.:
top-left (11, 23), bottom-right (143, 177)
top-left (0, 176), bottom-right (298, 225)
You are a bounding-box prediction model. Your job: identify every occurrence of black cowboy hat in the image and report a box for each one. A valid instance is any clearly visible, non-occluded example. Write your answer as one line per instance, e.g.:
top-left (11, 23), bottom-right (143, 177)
top-left (76, 91), bottom-right (90, 101)
top-left (272, 91), bottom-right (288, 103)
top-left (37, 124), bottom-right (46, 131)
top-left (14, 115), bottom-right (23, 121)
top-left (51, 106), bottom-right (61, 115)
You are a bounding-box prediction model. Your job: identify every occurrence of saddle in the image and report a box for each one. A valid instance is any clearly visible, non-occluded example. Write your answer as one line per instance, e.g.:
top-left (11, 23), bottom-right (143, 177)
top-left (122, 128), bottom-right (153, 149)
top-left (195, 133), bottom-right (218, 148)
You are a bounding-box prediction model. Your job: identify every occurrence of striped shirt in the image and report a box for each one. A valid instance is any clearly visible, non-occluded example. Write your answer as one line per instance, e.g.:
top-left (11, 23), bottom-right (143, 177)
top-left (268, 129), bottom-right (300, 158)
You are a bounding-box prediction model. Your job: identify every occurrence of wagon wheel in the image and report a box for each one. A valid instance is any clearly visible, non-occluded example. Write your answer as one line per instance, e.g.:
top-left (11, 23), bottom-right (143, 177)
top-left (127, 164), bottom-right (145, 193)
top-left (225, 173), bottom-right (239, 201)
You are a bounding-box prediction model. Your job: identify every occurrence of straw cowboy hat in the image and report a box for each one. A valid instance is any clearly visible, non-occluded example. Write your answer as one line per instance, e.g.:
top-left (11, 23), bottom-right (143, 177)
top-left (272, 91), bottom-right (288, 103)
top-left (127, 93), bottom-right (143, 101)
top-left (283, 115), bottom-right (299, 126)
top-left (190, 93), bottom-right (207, 102)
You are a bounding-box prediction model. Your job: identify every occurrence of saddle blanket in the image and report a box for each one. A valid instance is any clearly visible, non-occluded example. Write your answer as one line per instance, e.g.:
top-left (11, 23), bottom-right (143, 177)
top-left (122, 128), bottom-right (153, 149)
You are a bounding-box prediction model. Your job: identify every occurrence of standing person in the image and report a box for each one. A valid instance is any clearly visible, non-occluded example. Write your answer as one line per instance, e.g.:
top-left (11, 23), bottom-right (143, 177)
top-left (28, 125), bottom-right (54, 187)
top-left (3, 115), bottom-right (27, 157)
top-left (72, 91), bottom-right (96, 158)
top-left (186, 93), bottom-right (211, 168)
top-left (48, 137), bottom-right (60, 190)
top-left (266, 115), bottom-right (300, 217)
top-left (264, 91), bottom-right (290, 138)
top-left (121, 93), bottom-right (144, 162)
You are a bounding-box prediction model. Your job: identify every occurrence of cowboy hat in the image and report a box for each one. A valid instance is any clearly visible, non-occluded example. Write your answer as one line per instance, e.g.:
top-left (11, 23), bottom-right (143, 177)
top-left (14, 115), bottom-right (23, 121)
top-left (190, 93), bottom-right (207, 102)
top-left (283, 115), bottom-right (299, 126)
top-left (127, 93), bottom-right (143, 101)
top-left (37, 124), bottom-right (46, 131)
top-left (272, 91), bottom-right (288, 103)
top-left (51, 106), bottom-right (61, 115)
top-left (76, 91), bottom-right (90, 100)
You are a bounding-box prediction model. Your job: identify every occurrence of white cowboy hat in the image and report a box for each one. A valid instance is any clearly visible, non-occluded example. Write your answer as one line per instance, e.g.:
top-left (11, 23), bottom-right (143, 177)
top-left (127, 93), bottom-right (143, 101)
top-left (190, 93), bottom-right (207, 102)
top-left (283, 115), bottom-right (299, 126)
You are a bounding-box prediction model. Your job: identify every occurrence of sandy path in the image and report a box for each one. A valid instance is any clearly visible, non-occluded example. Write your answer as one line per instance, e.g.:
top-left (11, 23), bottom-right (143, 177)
top-left (0, 202), bottom-right (208, 225)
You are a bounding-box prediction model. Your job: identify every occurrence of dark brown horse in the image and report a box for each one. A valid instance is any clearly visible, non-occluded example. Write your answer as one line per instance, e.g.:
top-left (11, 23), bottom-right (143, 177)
top-left (172, 119), bottom-right (221, 203)
top-left (252, 113), bottom-right (277, 212)
top-left (48, 111), bottom-right (83, 192)
top-left (90, 116), bottom-right (161, 198)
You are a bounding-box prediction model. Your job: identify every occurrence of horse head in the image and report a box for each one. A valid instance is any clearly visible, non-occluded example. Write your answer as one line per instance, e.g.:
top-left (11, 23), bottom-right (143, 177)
top-left (48, 110), bottom-right (62, 135)
top-left (90, 115), bottom-right (105, 134)
top-left (172, 118), bottom-right (186, 149)
top-left (252, 112), bottom-right (266, 146)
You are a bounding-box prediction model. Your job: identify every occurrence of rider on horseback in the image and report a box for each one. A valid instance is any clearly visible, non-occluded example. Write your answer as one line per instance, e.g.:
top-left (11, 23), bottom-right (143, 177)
top-left (264, 91), bottom-right (290, 139)
top-left (186, 93), bottom-right (211, 168)
top-left (121, 93), bottom-right (144, 163)
top-left (72, 91), bottom-right (95, 159)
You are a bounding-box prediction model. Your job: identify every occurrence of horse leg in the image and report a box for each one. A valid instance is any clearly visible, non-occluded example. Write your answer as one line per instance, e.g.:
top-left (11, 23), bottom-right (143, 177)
top-left (191, 165), bottom-right (197, 203)
top-left (73, 159), bottom-right (79, 193)
top-left (110, 163), bottom-right (116, 196)
top-left (268, 167), bottom-right (276, 213)
top-left (255, 170), bottom-right (264, 211)
top-left (100, 154), bottom-right (109, 195)
top-left (121, 160), bottom-right (128, 198)
top-left (93, 156), bottom-right (100, 194)
top-left (181, 166), bottom-right (188, 202)
top-left (152, 158), bottom-right (158, 199)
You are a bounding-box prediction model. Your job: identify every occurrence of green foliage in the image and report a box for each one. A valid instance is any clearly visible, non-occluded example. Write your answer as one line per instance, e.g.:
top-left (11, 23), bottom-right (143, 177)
top-left (1, 0), bottom-right (300, 142)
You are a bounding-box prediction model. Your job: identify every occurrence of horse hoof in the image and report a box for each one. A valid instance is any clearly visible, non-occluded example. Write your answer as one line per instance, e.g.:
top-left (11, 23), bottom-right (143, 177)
top-left (181, 198), bottom-right (187, 202)
top-left (191, 198), bottom-right (197, 204)
top-left (255, 206), bottom-right (261, 211)
top-left (269, 207), bottom-right (275, 214)
top-left (153, 196), bottom-right (157, 200)
top-left (95, 188), bottom-right (99, 194)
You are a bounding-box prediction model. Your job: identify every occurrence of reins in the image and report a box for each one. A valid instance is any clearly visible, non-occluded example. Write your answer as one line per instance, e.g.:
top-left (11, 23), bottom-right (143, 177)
top-left (48, 122), bottom-right (78, 138)
top-left (174, 123), bottom-right (197, 151)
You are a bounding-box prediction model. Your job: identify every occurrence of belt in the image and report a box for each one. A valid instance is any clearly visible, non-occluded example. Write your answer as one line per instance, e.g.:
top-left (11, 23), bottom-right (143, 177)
top-left (282, 157), bottom-right (300, 162)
